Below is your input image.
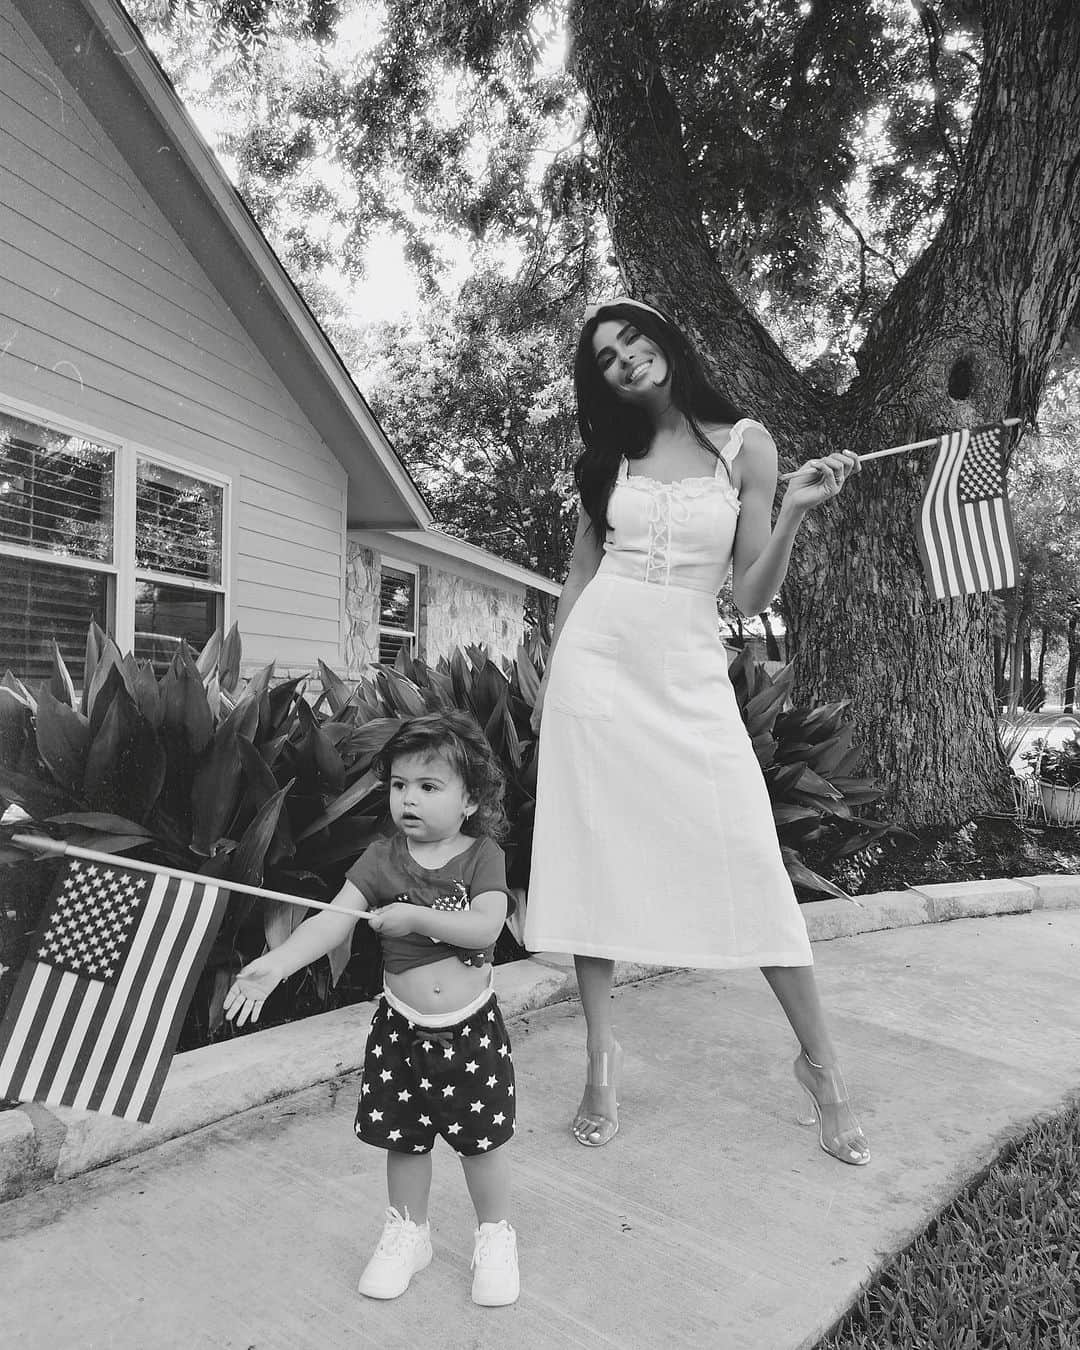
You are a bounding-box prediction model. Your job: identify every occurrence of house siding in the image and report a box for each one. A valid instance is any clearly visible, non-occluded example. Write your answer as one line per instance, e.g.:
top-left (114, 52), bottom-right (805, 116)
top-left (0, 0), bottom-right (347, 674)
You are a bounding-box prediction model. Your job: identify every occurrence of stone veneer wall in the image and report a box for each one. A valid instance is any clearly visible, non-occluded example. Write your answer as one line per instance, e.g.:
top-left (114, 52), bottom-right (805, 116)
top-left (344, 541), bottom-right (381, 678)
top-left (418, 564), bottom-right (524, 668)
top-left (344, 541), bottom-right (525, 679)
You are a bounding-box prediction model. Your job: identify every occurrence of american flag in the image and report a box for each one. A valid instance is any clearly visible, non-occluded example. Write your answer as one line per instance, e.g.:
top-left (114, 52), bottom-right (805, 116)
top-left (914, 423), bottom-right (1019, 600)
top-left (0, 858), bottom-right (227, 1123)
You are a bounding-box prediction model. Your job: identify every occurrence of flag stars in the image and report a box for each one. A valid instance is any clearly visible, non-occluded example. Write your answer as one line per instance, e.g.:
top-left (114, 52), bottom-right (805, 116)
top-left (443, 1046), bottom-right (455, 1060)
top-left (380, 1069), bottom-right (393, 1083)
top-left (369, 1109), bottom-right (383, 1122)
top-left (442, 1085), bottom-right (455, 1098)
top-left (465, 1060), bottom-right (479, 1074)
top-left (492, 1112), bottom-right (505, 1126)
top-left (486, 1075), bottom-right (498, 1089)
top-left (387, 1129), bottom-right (402, 1142)
top-left (418, 1114), bottom-right (432, 1127)
top-left (371, 1045), bottom-right (383, 1059)
top-left (470, 1100), bottom-right (484, 1114)
top-left (397, 1089), bottom-right (412, 1103)
top-left (477, 1034), bottom-right (491, 1049)
top-left (476, 1137), bottom-right (492, 1151)
top-left (447, 1123), bottom-right (462, 1135)
top-left (419, 1078), bottom-right (432, 1090)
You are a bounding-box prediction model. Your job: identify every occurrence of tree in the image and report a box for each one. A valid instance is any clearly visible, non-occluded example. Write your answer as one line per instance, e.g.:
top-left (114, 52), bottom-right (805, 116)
top-left (568, 0), bottom-right (1080, 824)
top-left (133, 0), bottom-right (1080, 826)
top-left (353, 267), bottom-right (583, 634)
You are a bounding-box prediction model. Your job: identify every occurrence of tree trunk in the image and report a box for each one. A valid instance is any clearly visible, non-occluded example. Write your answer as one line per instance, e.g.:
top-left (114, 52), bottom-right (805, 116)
top-left (1066, 612), bottom-right (1080, 713)
top-left (570, 0), bottom-right (1080, 825)
top-left (760, 612), bottom-right (782, 663)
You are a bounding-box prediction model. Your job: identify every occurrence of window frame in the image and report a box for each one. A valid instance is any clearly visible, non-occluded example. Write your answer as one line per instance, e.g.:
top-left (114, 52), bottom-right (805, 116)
top-left (0, 393), bottom-right (231, 665)
top-left (377, 556), bottom-right (420, 665)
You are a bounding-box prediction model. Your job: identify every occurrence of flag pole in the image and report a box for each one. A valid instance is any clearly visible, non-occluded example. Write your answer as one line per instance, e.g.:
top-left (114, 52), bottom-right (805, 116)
top-left (778, 418), bottom-right (1021, 481)
top-left (11, 834), bottom-right (373, 921)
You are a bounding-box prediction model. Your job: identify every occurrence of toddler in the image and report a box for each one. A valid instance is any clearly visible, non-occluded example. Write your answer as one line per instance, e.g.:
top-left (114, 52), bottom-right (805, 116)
top-left (224, 708), bottom-right (519, 1306)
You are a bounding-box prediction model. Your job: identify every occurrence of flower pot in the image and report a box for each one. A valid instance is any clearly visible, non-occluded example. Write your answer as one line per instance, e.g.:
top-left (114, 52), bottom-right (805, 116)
top-left (1037, 780), bottom-right (1080, 826)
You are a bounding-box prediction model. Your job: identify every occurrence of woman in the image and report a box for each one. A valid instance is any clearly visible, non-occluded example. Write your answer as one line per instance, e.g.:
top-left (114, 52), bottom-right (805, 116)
top-left (524, 296), bottom-right (870, 1166)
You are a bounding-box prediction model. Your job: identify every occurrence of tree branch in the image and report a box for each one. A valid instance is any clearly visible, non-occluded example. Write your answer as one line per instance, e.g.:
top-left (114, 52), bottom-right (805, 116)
top-left (853, 0), bottom-right (1080, 433)
top-left (568, 0), bottom-right (820, 438)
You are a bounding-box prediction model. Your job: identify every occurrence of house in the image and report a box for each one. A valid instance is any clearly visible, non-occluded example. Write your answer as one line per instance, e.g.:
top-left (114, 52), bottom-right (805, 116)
top-left (0, 0), bottom-right (559, 691)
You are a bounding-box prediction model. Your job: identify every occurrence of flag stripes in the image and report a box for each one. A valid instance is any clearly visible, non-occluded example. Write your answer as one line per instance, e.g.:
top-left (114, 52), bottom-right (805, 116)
top-left (913, 425), bottom-right (1018, 601)
top-left (0, 863), bottom-right (227, 1123)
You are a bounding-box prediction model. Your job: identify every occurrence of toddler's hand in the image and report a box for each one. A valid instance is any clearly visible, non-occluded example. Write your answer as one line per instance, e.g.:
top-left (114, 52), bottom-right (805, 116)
top-left (223, 956), bottom-right (284, 1026)
top-left (365, 903), bottom-right (416, 939)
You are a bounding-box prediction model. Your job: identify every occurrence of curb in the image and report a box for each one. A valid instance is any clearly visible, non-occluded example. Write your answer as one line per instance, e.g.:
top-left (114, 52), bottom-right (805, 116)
top-left (2, 873), bottom-right (1079, 1204)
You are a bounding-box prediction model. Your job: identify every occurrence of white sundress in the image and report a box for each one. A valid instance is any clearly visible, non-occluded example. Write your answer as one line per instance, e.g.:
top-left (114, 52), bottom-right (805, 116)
top-left (524, 418), bottom-right (813, 968)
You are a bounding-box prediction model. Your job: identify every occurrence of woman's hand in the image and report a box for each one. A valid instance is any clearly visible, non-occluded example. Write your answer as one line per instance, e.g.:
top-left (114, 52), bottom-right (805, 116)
top-left (781, 450), bottom-right (861, 515)
top-left (224, 955), bottom-right (286, 1027)
top-left (365, 903), bottom-right (417, 939)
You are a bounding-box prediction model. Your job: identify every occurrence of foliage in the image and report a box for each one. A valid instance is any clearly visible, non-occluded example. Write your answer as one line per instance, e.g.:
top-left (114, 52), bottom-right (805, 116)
top-left (726, 647), bottom-right (891, 898)
top-left (0, 623), bottom-right (538, 1044)
top-left (819, 1101), bottom-right (1080, 1350)
top-left (1022, 733), bottom-right (1080, 790)
top-left (352, 266), bottom-right (584, 628)
top-left (128, 0), bottom-right (992, 375)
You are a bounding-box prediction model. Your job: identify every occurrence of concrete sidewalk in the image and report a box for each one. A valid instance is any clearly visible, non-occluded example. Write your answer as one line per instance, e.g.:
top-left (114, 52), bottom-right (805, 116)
top-left (3, 906), bottom-right (1080, 1350)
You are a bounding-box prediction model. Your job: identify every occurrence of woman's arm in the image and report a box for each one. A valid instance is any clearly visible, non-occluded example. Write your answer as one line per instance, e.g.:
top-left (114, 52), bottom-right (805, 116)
top-left (730, 425), bottom-right (858, 616)
top-left (531, 507), bottom-right (605, 730)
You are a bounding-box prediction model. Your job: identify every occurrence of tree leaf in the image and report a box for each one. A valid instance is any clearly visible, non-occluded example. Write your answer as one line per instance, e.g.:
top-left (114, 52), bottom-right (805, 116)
top-left (318, 658), bottom-right (352, 716)
top-left (47, 811), bottom-right (152, 835)
top-left (35, 687), bottom-right (91, 790)
top-left (231, 779), bottom-right (294, 886)
top-left (161, 651), bottom-right (214, 755)
top-left (295, 768), bottom-right (382, 841)
top-left (263, 897), bottom-right (305, 951)
top-left (219, 623), bottom-right (243, 694)
top-left (190, 725), bottom-right (244, 855)
top-left (0, 764), bottom-right (77, 816)
top-left (49, 640), bottom-right (78, 710)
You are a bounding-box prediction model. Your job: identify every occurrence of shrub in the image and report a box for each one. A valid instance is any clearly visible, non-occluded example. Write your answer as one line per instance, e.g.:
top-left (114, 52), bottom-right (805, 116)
top-left (727, 647), bottom-right (892, 897)
top-left (0, 627), bottom-right (884, 1051)
top-left (0, 625), bottom-right (537, 1047)
top-left (1021, 732), bottom-right (1080, 789)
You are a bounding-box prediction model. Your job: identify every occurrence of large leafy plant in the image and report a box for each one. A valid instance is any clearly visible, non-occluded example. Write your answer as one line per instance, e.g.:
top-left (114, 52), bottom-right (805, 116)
top-left (0, 625), bottom-right (539, 1044)
top-left (727, 647), bottom-right (891, 897)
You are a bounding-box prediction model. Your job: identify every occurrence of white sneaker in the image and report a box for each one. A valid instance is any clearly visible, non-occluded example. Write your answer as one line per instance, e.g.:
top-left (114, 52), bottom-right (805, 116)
top-left (471, 1220), bottom-right (520, 1306)
top-left (357, 1207), bottom-right (433, 1299)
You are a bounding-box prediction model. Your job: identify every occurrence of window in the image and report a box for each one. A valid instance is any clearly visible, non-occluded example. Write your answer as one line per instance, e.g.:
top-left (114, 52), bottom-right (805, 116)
top-left (378, 562), bottom-right (418, 665)
top-left (0, 404), bottom-right (228, 684)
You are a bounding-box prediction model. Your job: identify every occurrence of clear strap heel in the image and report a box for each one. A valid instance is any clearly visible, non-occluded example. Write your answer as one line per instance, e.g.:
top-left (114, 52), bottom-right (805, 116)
top-left (572, 1041), bottom-right (623, 1147)
top-left (793, 1049), bottom-right (870, 1166)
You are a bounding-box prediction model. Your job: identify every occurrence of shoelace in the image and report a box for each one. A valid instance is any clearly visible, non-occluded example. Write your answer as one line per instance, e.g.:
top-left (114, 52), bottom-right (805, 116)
top-left (473, 1227), bottom-right (514, 1267)
top-left (375, 1212), bottom-right (423, 1256)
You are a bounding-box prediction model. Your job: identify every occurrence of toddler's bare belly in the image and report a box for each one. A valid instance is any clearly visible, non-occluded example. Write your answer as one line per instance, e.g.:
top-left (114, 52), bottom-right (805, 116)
top-left (385, 955), bottom-right (490, 1016)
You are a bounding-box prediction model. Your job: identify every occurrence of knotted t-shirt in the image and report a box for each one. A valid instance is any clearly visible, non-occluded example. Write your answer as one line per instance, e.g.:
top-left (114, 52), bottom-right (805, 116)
top-left (345, 833), bottom-right (510, 974)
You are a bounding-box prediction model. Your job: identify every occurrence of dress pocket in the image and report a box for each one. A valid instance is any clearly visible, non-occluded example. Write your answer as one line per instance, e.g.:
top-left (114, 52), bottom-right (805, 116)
top-left (547, 634), bottom-right (619, 720)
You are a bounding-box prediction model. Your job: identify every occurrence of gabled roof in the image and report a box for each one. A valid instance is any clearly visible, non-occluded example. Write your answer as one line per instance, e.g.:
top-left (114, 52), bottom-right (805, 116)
top-left (13, 0), bottom-right (431, 532)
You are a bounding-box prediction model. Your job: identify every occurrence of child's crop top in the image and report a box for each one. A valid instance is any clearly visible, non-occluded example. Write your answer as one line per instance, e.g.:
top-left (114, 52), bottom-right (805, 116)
top-left (345, 833), bottom-right (511, 975)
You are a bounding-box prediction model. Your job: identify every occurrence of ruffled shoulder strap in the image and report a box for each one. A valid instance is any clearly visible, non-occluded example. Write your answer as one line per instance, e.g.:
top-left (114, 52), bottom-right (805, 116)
top-left (714, 417), bottom-right (770, 472)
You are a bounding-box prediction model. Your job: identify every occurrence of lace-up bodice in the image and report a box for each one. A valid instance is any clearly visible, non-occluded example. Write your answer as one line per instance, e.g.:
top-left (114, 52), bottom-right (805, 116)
top-left (599, 418), bottom-right (763, 594)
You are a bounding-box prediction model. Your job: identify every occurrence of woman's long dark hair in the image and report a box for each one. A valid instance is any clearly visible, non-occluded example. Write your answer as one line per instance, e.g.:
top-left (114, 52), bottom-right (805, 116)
top-left (573, 302), bottom-right (746, 542)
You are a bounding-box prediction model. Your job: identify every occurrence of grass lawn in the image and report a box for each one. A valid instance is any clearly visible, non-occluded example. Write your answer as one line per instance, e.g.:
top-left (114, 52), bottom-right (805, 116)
top-left (817, 1100), bottom-right (1080, 1349)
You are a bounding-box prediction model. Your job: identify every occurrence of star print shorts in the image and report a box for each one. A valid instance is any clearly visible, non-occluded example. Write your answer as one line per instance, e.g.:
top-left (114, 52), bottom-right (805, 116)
top-left (353, 984), bottom-right (516, 1158)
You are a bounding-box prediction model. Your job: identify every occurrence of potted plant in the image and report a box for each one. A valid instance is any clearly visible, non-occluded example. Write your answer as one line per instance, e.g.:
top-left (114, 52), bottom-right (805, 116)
top-left (1021, 727), bottom-right (1080, 825)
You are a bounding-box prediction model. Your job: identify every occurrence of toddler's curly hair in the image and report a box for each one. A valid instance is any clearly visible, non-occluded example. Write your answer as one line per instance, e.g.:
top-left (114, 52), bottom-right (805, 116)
top-left (373, 709), bottom-right (509, 841)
